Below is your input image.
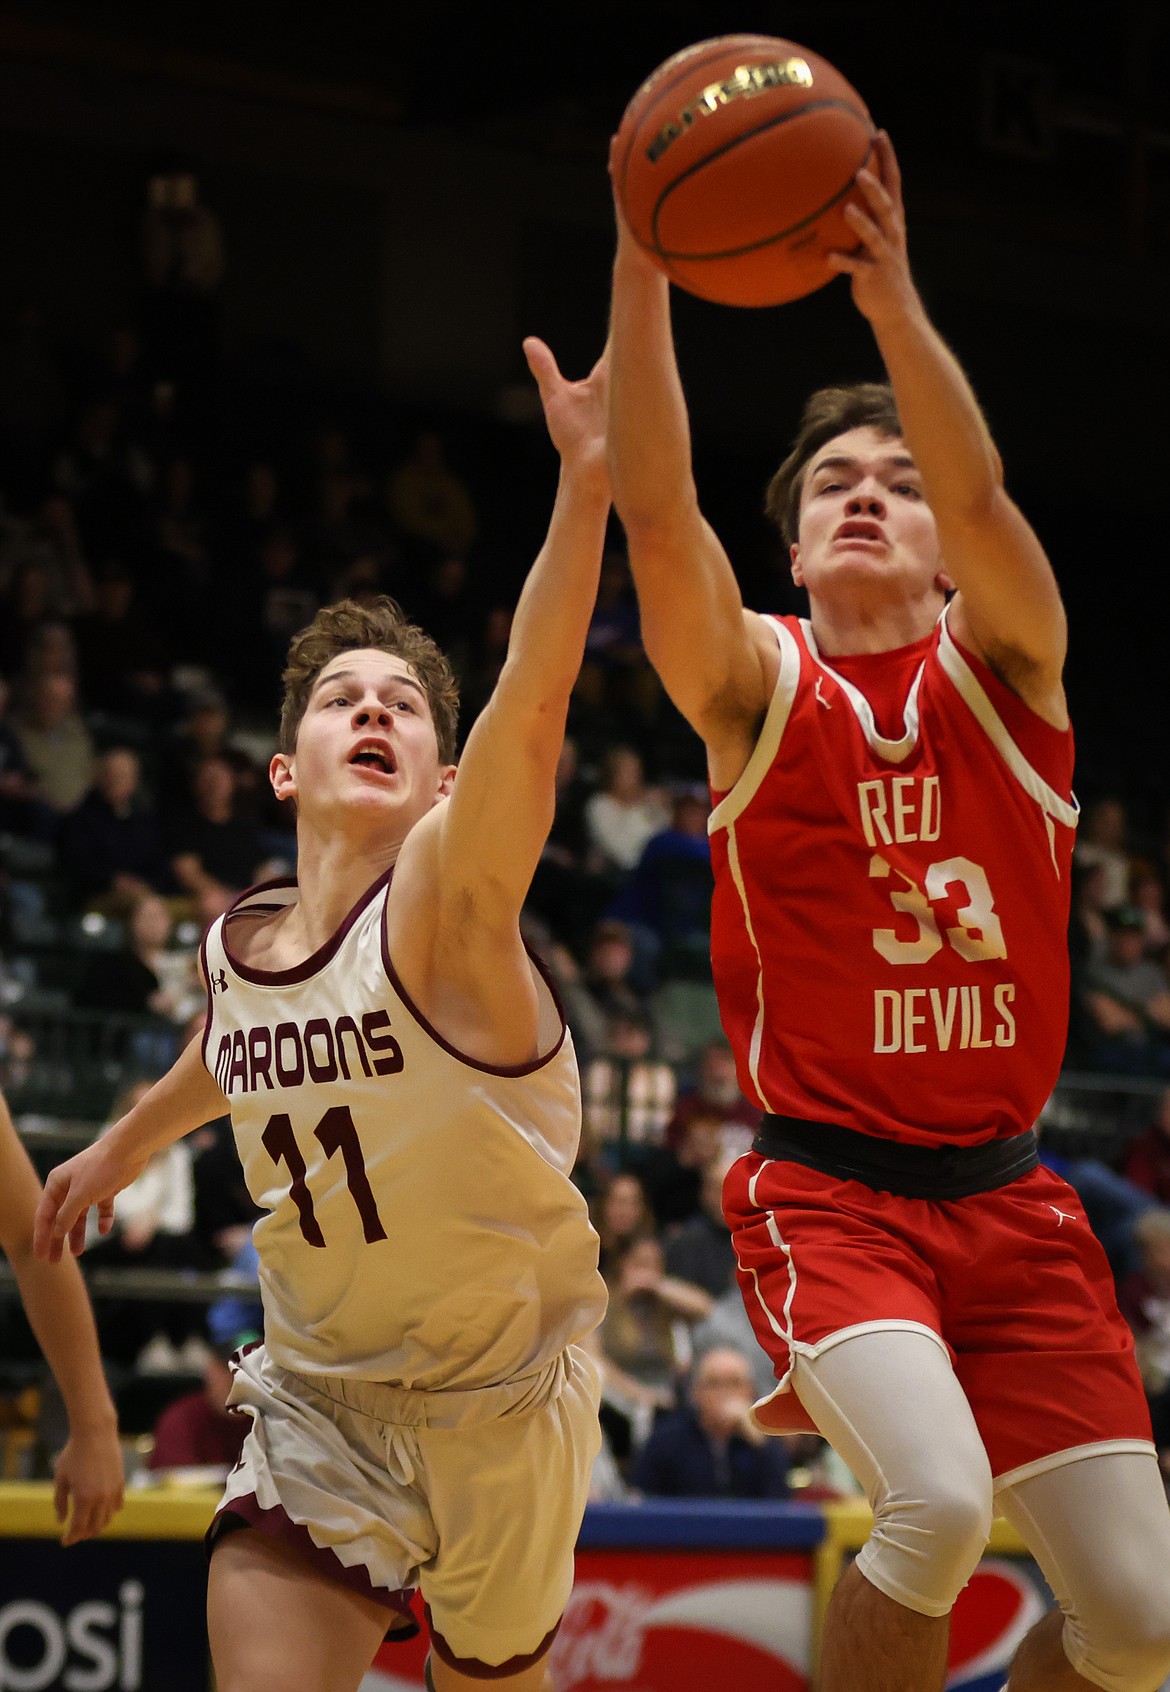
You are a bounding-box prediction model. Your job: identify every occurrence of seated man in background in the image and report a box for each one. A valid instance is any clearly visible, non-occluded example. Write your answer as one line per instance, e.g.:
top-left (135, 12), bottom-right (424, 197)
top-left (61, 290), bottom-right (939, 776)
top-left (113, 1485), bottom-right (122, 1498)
top-left (629, 1346), bottom-right (789, 1501)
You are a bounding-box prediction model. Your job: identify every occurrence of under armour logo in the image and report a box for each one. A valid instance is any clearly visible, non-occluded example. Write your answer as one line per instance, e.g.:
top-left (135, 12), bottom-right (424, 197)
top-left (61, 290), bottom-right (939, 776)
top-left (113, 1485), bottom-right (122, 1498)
top-left (815, 678), bottom-right (832, 710)
top-left (210, 969), bottom-right (229, 994)
top-left (1047, 1204), bottom-right (1077, 1226)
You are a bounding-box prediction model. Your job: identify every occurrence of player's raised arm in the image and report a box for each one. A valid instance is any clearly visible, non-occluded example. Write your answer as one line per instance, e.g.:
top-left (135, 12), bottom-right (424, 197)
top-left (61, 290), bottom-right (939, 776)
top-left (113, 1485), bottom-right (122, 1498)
top-left (830, 132), bottom-right (1067, 724)
top-left (431, 338), bottom-right (611, 929)
top-left (33, 1030), bottom-right (229, 1264)
top-left (607, 202), bottom-right (775, 759)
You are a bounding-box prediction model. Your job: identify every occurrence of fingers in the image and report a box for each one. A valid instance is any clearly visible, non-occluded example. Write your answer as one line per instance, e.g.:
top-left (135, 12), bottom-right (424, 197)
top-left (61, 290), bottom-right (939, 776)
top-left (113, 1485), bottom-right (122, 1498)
top-left (97, 1199), bottom-right (116, 1236)
top-left (873, 129), bottom-right (903, 202)
top-left (68, 1212), bottom-right (89, 1257)
top-left (522, 335), bottom-right (561, 395)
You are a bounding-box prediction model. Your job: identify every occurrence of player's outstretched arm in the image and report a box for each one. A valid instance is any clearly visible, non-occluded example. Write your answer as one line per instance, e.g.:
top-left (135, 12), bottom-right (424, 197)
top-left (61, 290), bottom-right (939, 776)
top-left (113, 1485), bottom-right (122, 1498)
top-left (433, 337), bottom-right (611, 933)
top-left (607, 193), bottom-right (774, 758)
top-left (0, 1093), bottom-right (123, 1543)
top-left (33, 1031), bottom-right (229, 1265)
top-left (830, 131), bottom-right (1067, 723)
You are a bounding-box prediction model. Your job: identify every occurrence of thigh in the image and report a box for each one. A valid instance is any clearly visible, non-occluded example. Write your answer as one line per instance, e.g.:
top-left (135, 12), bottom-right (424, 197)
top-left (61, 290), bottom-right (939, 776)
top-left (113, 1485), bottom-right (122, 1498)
top-left (724, 1157), bottom-right (944, 1385)
top-left (419, 1346), bottom-right (601, 1675)
top-left (208, 1527), bottom-right (390, 1692)
top-left (944, 1170), bottom-right (1154, 1480)
top-left (791, 1327), bottom-right (993, 1511)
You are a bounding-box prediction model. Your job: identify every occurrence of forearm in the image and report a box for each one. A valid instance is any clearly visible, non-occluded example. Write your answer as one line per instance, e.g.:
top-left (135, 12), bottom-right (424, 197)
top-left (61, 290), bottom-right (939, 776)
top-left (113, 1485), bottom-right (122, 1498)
top-left (607, 236), bottom-right (699, 533)
top-left (868, 296), bottom-right (1002, 519)
top-left (11, 1252), bottom-right (116, 1432)
top-left (105, 1036), bottom-right (227, 1164)
top-left (495, 465), bottom-right (610, 726)
top-left (607, 235), bottom-right (760, 730)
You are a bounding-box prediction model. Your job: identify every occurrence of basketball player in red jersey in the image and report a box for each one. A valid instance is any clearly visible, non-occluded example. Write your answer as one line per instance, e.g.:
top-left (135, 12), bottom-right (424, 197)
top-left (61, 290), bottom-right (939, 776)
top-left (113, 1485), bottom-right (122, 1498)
top-left (607, 132), bottom-right (1170, 1692)
top-left (33, 337), bottom-right (610, 1692)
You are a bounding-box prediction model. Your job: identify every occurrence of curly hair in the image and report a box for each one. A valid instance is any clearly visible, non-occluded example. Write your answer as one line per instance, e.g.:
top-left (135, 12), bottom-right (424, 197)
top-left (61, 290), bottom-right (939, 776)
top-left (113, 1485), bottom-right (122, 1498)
top-left (279, 597), bottom-right (460, 763)
top-left (764, 382), bottom-right (903, 548)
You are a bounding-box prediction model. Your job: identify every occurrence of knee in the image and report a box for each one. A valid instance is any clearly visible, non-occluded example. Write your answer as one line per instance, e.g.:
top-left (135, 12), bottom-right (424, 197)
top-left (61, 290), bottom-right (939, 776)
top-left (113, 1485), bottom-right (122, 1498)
top-left (864, 1474), bottom-right (994, 1617)
top-left (1070, 1566), bottom-right (1170, 1692)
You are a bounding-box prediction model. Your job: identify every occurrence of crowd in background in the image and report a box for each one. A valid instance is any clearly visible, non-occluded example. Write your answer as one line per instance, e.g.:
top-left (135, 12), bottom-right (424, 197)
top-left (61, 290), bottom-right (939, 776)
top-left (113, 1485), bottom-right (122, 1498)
top-left (3, 286), bottom-right (1170, 1502)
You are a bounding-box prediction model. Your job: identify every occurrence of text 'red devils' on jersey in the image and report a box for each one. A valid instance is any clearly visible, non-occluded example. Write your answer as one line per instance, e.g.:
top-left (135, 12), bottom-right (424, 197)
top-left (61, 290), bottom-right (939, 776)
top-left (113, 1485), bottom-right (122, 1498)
top-left (708, 607), bottom-right (1078, 1148)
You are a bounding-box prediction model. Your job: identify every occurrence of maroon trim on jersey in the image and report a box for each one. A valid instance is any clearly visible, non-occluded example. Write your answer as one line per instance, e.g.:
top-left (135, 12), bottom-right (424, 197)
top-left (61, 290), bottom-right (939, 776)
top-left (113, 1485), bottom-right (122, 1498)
top-left (206, 1495), bottom-right (420, 1635)
top-left (380, 923), bottom-right (568, 1077)
top-left (199, 927), bottom-right (214, 1071)
top-left (425, 1603), bottom-right (560, 1678)
top-left (220, 867), bottom-right (395, 987)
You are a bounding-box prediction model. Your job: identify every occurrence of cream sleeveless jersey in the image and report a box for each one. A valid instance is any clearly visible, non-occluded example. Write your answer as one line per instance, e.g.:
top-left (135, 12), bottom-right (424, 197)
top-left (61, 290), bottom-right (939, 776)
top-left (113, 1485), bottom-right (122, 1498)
top-left (200, 867), bottom-right (605, 1389)
top-left (708, 606), bottom-right (1078, 1147)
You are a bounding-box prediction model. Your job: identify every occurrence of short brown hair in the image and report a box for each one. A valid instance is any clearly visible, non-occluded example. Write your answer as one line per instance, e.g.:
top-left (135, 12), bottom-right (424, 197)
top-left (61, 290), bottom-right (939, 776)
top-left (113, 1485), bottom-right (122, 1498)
top-left (764, 382), bottom-right (903, 547)
top-left (279, 597), bottom-right (460, 762)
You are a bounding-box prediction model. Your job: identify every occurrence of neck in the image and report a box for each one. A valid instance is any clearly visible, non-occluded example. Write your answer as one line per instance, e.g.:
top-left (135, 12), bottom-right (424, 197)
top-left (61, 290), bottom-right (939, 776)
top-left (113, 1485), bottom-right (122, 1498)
top-left (287, 823), bottom-right (404, 951)
top-left (806, 587), bottom-right (944, 659)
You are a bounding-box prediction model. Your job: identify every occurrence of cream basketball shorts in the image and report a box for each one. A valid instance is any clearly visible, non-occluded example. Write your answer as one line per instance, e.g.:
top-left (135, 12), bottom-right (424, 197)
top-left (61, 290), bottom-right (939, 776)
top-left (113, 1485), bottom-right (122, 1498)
top-left (208, 1341), bottom-right (602, 1674)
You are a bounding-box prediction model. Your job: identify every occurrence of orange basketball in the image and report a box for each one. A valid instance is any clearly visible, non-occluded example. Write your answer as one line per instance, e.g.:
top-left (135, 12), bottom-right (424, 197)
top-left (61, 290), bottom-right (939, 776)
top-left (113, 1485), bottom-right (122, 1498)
top-left (613, 34), bottom-right (875, 308)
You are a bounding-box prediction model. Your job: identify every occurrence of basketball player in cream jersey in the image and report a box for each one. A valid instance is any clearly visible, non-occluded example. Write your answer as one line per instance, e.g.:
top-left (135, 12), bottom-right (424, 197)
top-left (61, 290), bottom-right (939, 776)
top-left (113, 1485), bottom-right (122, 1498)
top-left (606, 132), bottom-right (1170, 1692)
top-left (35, 338), bottom-right (610, 1692)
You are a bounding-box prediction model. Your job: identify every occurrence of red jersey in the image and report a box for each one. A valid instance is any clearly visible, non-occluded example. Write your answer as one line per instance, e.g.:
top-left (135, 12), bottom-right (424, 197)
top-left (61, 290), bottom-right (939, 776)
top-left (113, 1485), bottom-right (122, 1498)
top-left (708, 607), bottom-right (1077, 1147)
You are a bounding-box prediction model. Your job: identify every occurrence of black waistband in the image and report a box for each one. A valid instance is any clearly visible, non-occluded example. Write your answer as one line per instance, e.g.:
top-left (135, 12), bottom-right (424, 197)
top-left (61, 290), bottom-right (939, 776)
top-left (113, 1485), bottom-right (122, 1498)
top-left (752, 1115), bottom-right (1040, 1200)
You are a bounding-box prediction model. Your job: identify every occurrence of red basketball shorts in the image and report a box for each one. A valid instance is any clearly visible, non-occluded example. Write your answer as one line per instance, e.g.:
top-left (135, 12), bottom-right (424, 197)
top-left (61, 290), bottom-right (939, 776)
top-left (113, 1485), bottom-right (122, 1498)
top-left (723, 1154), bottom-right (1153, 1481)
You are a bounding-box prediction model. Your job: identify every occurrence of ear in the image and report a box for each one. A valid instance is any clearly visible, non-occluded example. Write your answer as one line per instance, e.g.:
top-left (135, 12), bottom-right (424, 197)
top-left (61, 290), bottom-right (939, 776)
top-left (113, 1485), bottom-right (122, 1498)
top-left (935, 569), bottom-right (956, 594)
top-left (789, 541), bottom-right (804, 587)
top-left (437, 763), bottom-right (457, 801)
top-left (270, 751), bottom-right (296, 803)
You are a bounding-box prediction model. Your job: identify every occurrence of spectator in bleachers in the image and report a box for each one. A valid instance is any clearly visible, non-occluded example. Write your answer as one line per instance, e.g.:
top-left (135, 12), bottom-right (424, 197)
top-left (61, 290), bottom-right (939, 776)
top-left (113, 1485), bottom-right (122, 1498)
top-left (52, 397), bottom-right (153, 559)
top-left (526, 735), bottom-right (609, 957)
top-left (628, 1345), bottom-right (789, 1500)
top-left (0, 558), bottom-right (55, 677)
top-left (147, 1337), bottom-right (250, 1474)
top-left (1131, 861), bottom-right (1170, 961)
top-left (692, 1293), bottom-right (776, 1401)
top-left (205, 1236), bottom-right (263, 1354)
top-left (74, 559), bottom-right (171, 716)
top-left (581, 1009), bottom-right (677, 1174)
top-left (0, 492), bottom-right (95, 621)
top-left (610, 780), bottom-right (714, 983)
top-left (663, 1150), bottom-right (739, 1301)
top-left (1079, 904), bottom-right (1170, 1077)
top-left (577, 552), bottom-right (655, 726)
top-left (1118, 1209), bottom-right (1170, 1457)
top-left (10, 670), bottom-right (95, 815)
top-left (74, 892), bottom-right (199, 1031)
top-left (166, 752), bottom-right (270, 923)
top-left (1075, 795), bottom-right (1133, 912)
top-left (1124, 1087), bottom-right (1170, 1206)
top-left (385, 428), bottom-right (478, 562)
top-left (591, 1169), bottom-right (656, 1276)
top-left (639, 1107), bottom-right (732, 1231)
top-left (60, 747), bottom-right (168, 911)
top-left (147, 455), bottom-right (215, 660)
top-left (593, 1232), bottom-right (707, 1451)
top-left (583, 743), bottom-right (670, 876)
top-left (0, 673), bottom-right (54, 838)
top-left (86, 1078), bottom-right (211, 1371)
top-left (665, 1038), bottom-right (761, 1158)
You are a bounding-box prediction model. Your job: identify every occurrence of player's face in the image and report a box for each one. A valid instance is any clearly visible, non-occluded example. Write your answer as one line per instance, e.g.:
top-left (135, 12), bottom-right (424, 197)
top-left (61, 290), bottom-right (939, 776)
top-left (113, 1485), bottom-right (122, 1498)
top-left (790, 426), bottom-right (947, 603)
top-left (272, 649), bottom-right (454, 832)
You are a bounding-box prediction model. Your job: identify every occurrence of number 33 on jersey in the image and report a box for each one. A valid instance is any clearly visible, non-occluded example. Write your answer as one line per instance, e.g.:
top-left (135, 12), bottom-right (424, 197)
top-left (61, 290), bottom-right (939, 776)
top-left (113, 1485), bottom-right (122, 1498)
top-left (708, 607), bottom-right (1078, 1148)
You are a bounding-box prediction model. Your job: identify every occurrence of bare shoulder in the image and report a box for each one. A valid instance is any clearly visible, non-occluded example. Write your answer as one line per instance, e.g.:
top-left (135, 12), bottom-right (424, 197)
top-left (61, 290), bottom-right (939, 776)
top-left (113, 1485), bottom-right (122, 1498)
top-left (384, 803), bottom-right (541, 1067)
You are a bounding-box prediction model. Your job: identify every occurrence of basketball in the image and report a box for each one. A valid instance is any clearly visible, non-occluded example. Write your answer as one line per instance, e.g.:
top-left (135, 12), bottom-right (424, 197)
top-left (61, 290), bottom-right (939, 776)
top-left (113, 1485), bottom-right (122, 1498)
top-left (613, 34), bottom-right (875, 308)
